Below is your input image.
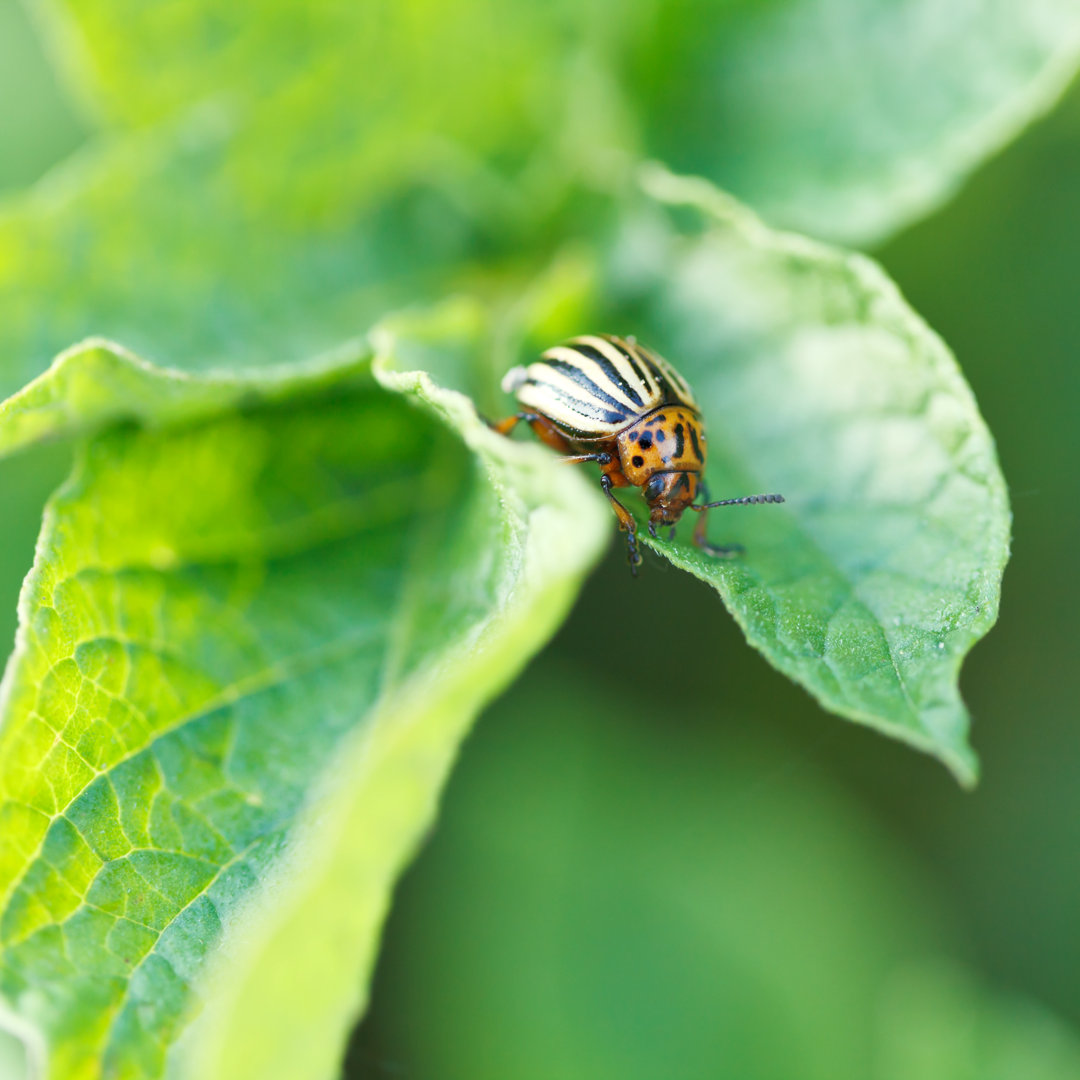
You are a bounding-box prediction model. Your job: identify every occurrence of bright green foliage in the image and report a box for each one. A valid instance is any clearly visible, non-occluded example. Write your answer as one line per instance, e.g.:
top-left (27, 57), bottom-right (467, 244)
top-left (596, 170), bottom-right (1010, 783)
top-left (0, 168), bottom-right (1011, 785)
top-left (0, 122), bottom-right (511, 394)
top-left (0, 0), bottom-right (599, 390)
top-left (0, 0), bottom-right (1042, 1074)
top-left (0, 349), bottom-right (607, 1079)
top-left (0, 339), bottom-right (372, 458)
top-left (621, 0), bottom-right (1080, 245)
top-left (35, 0), bottom-right (1080, 248)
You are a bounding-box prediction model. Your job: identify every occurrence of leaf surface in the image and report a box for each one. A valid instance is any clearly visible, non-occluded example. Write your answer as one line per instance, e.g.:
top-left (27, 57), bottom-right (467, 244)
top-left (36, 0), bottom-right (1080, 249)
top-left (0, 119), bottom-right (517, 396)
top-left (0, 340), bottom-right (607, 1080)
top-left (620, 0), bottom-right (1080, 244)
top-left (0, 1), bottom-right (1020, 1072)
top-left (591, 169), bottom-right (1011, 782)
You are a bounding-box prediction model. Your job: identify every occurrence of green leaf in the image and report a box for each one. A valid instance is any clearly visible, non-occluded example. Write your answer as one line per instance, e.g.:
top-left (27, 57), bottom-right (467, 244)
top-left (0, 119), bottom-right (519, 397)
top-left (0, 4), bottom-right (1015, 1072)
top-left (37, 0), bottom-right (570, 155)
top-left (0, 338), bottom-right (608, 1080)
top-left (619, 0), bottom-right (1080, 245)
top-left (32, 0), bottom-right (1080, 282)
top-left (0, 337), bottom-right (372, 459)
top-left (5, 0), bottom-right (1074, 398)
top-left (0, 0), bottom-right (588, 398)
top-left (0, 11), bottom-right (608, 1070)
top-left (591, 168), bottom-right (1010, 783)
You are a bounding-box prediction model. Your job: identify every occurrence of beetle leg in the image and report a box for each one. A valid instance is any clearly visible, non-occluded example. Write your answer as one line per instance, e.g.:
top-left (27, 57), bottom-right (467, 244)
top-left (490, 411), bottom-right (572, 453)
top-left (690, 480), bottom-right (744, 559)
top-left (488, 412), bottom-right (526, 436)
top-left (600, 473), bottom-right (642, 575)
top-left (690, 507), bottom-right (744, 558)
top-left (692, 524), bottom-right (743, 558)
top-left (559, 452), bottom-right (612, 466)
top-left (646, 522), bottom-right (678, 543)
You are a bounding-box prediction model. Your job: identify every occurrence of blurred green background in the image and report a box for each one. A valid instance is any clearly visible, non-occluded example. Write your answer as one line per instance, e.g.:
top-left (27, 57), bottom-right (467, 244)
top-left (2, 3), bottom-right (1079, 1077)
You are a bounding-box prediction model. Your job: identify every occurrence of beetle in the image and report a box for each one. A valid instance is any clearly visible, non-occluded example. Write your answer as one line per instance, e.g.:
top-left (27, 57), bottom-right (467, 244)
top-left (493, 334), bottom-right (784, 574)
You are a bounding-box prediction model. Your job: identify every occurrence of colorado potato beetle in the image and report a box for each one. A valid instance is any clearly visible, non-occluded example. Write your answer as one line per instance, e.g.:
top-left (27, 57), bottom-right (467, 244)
top-left (493, 334), bottom-right (783, 574)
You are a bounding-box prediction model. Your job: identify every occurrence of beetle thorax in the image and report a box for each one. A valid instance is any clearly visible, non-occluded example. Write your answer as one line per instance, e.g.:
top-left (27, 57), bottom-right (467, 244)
top-left (616, 406), bottom-right (706, 486)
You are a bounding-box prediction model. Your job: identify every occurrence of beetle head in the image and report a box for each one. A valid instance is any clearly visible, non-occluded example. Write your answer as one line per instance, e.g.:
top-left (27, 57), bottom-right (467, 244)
top-left (643, 470), bottom-right (699, 525)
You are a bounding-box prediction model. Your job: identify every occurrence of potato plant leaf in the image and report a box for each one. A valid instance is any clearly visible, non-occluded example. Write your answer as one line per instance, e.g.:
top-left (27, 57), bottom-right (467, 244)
top-left (0, 337), bottom-right (608, 1080)
top-left (0, 337), bottom-right (380, 459)
top-left (0, 1), bottom-right (1020, 1073)
top-left (34, 0), bottom-right (1080, 252)
top-left (596, 168), bottom-right (1011, 783)
top-left (620, 0), bottom-right (1080, 245)
top-left (0, 119), bottom-right (517, 397)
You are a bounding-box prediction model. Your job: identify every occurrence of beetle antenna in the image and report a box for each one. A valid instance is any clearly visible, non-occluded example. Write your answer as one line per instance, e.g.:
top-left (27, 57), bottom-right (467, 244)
top-left (691, 493), bottom-right (785, 511)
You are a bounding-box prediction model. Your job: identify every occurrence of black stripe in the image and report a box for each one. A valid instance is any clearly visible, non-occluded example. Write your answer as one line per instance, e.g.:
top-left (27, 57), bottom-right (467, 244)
top-left (688, 424), bottom-right (704, 463)
top-left (673, 422), bottom-right (685, 458)
top-left (608, 340), bottom-right (656, 396)
top-left (529, 379), bottom-right (628, 424)
top-left (640, 345), bottom-right (691, 406)
top-left (542, 359), bottom-right (632, 414)
top-left (651, 365), bottom-right (679, 403)
top-left (569, 345), bottom-right (644, 408)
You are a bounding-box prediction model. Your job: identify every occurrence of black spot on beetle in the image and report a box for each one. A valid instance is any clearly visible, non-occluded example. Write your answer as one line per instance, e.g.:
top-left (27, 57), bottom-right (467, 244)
top-left (688, 424), bottom-right (703, 462)
top-left (631, 455), bottom-right (645, 468)
top-left (673, 423), bottom-right (685, 458)
top-left (638, 434), bottom-right (653, 450)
